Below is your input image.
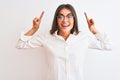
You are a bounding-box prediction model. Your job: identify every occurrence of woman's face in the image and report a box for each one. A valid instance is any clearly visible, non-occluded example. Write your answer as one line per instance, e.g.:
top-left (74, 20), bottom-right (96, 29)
top-left (57, 8), bottom-right (74, 34)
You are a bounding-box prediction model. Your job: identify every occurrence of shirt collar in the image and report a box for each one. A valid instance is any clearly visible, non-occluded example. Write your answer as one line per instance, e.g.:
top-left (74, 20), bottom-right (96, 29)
top-left (53, 31), bottom-right (77, 41)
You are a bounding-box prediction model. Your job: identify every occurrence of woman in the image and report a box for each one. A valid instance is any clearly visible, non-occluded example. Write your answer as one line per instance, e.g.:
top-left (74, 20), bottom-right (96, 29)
top-left (16, 4), bottom-right (111, 80)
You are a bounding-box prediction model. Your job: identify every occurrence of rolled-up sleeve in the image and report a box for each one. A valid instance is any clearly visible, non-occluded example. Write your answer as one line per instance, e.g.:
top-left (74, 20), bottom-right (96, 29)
top-left (88, 32), bottom-right (112, 50)
top-left (16, 32), bottom-right (43, 49)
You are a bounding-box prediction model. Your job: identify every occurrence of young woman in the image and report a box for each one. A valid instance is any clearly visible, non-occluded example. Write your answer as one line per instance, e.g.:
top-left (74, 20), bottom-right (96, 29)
top-left (16, 4), bottom-right (111, 80)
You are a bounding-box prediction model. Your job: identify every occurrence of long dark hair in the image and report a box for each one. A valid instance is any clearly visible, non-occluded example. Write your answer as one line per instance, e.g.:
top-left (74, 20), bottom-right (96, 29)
top-left (50, 4), bottom-right (79, 35)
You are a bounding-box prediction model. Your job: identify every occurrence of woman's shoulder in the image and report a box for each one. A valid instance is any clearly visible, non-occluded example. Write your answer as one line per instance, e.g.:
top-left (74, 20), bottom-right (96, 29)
top-left (77, 31), bottom-right (89, 37)
top-left (37, 31), bottom-right (55, 39)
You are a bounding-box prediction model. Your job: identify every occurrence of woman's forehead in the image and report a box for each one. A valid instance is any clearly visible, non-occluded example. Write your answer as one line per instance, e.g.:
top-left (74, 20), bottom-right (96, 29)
top-left (59, 8), bottom-right (72, 14)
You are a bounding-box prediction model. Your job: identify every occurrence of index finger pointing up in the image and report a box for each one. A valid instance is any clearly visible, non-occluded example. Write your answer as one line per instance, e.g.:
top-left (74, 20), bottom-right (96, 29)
top-left (84, 12), bottom-right (89, 22)
top-left (39, 11), bottom-right (44, 20)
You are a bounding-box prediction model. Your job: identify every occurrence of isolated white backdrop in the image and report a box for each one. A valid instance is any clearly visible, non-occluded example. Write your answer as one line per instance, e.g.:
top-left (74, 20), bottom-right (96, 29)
top-left (0, 0), bottom-right (120, 80)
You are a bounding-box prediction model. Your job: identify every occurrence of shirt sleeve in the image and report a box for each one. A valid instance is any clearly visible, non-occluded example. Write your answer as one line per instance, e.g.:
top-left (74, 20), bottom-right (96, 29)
top-left (16, 32), bottom-right (43, 49)
top-left (88, 32), bottom-right (112, 50)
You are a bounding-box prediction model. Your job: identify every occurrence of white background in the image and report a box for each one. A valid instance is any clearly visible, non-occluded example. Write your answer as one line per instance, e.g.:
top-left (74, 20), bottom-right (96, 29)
top-left (0, 0), bottom-right (120, 80)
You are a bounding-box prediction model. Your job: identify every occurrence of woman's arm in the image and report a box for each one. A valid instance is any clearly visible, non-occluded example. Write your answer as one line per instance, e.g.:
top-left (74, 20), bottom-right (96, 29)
top-left (84, 12), bottom-right (111, 50)
top-left (16, 11), bottom-right (44, 49)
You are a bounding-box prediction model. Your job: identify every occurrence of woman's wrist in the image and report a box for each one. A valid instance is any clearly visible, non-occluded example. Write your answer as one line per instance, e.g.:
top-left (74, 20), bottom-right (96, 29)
top-left (24, 27), bottom-right (38, 36)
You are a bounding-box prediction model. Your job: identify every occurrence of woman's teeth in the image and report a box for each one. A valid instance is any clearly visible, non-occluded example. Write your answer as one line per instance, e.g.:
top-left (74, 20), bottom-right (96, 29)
top-left (62, 24), bottom-right (69, 27)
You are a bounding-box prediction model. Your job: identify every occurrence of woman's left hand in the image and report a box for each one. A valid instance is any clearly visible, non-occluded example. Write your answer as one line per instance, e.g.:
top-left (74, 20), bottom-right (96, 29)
top-left (84, 12), bottom-right (99, 34)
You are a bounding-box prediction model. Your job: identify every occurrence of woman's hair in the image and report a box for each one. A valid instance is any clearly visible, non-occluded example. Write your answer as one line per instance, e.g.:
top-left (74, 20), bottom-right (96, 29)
top-left (50, 4), bottom-right (79, 35)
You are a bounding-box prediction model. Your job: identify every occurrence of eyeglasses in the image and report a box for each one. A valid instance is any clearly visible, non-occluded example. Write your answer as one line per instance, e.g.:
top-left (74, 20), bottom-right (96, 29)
top-left (57, 13), bottom-right (74, 20)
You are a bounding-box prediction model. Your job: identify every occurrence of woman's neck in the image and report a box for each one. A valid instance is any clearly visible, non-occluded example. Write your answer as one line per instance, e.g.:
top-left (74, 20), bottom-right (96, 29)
top-left (58, 31), bottom-right (70, 40)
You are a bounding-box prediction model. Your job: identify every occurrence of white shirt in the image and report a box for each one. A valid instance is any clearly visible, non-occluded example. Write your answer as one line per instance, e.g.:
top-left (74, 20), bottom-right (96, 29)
top-left (16, 31), bottom-right (111, 80)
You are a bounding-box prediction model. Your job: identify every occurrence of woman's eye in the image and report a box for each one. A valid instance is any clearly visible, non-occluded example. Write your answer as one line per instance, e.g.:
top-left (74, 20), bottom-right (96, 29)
top-left (67, 14), bottom-right (73, 18)
top-left (57, 14), bottom-right (73, 20)
top-left (57, 15), bottom-right (64, 19)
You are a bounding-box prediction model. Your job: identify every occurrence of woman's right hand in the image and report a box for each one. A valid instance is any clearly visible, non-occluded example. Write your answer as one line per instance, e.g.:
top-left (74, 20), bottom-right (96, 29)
top-left (32, 11), bottom-right (44, 30)
top-left (24, 11), bottom-right (44, 36)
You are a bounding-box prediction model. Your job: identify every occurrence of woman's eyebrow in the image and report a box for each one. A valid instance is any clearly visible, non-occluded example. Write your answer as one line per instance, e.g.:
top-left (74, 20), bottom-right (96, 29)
top-left (67, 13), bottom-right (73, 15)
top-left (58, 13), bottom-right (72, 16)
top-left (58, 13), bottom-right (64, 16)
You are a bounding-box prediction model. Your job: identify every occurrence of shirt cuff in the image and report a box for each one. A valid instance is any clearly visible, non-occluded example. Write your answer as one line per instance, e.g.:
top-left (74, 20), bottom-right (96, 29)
top-left (94, 32), bottom-right (105, 41)
top-left (20, 32), bottom-right (32, 41)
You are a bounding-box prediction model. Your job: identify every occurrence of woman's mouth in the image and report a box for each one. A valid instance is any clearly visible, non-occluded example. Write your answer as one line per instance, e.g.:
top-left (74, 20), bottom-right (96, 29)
top-left (61, 24), bottom-right (70, 28)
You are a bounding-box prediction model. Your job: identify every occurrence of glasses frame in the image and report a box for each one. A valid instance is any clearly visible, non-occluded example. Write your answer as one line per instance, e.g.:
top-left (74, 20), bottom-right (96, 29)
top-left (57, 13), bottom-right (74, 21)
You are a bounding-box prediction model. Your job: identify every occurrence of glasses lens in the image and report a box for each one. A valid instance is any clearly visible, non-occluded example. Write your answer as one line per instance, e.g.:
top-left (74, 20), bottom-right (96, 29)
top-left (57, 14), bottom-right (64, 19)
top-left (57, 13), bottom-right (73, 20)
top-left (67, 14), bottom-right (73, 18)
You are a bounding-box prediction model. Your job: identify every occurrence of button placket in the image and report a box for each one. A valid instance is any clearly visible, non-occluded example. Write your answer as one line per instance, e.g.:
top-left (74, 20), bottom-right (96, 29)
top-left (64, 43), bottom-right (70, 80)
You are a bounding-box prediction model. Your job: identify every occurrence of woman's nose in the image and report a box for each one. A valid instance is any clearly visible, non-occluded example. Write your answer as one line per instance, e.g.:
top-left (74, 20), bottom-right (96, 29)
top-left (63, 16), bottom-right (68, 22)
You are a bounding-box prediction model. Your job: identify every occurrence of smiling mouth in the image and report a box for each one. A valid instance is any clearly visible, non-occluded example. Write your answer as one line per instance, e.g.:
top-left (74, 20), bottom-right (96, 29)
top-left (61, 24), bottom-right (70, 28)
